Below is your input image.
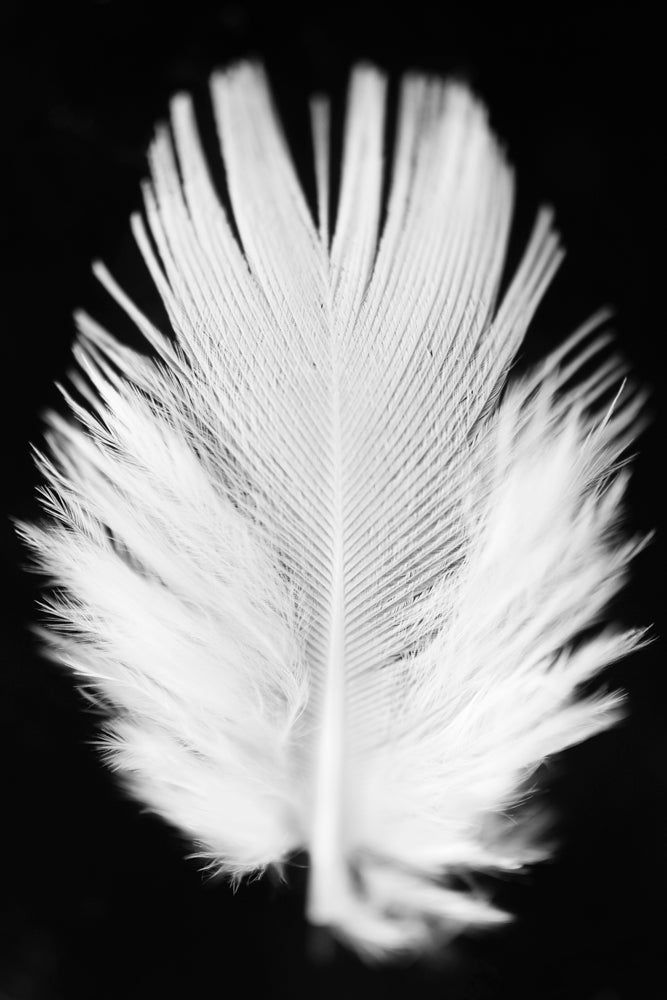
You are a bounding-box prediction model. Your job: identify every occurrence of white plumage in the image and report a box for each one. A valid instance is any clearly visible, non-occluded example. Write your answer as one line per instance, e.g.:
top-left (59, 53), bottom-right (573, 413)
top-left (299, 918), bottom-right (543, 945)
top-left (22, 63), bottom-right (645, 956)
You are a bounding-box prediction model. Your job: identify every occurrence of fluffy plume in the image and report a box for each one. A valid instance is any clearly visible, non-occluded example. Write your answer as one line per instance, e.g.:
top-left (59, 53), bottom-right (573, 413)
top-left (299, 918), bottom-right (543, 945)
top-left (21, 63), bottom-right (645, 957)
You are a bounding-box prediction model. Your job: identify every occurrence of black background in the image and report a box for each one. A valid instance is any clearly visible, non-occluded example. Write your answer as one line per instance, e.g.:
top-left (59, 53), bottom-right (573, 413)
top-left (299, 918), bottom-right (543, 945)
top-left (2, 1), bottom-right (664, 997)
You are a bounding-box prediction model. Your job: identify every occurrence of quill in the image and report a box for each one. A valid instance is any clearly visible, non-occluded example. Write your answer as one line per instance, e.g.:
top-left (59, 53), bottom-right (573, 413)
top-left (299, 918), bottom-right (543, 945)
top-left (21, 62), bottom-right (646, 957)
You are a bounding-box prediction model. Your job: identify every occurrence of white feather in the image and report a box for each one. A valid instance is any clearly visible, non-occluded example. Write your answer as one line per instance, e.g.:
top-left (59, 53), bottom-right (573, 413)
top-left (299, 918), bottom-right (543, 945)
top-left (22, 62), bottom-right (646, 957)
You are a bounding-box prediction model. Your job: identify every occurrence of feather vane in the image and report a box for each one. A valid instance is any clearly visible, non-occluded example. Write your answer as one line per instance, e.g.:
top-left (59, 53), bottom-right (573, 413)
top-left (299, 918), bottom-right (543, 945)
top-left (22, 63), bottom-right (645, 956)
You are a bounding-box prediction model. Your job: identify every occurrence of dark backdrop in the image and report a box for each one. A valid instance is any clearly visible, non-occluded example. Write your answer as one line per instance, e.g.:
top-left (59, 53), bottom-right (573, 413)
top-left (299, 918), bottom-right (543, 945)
top-left (2, 2), bottom-right (664, 998)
